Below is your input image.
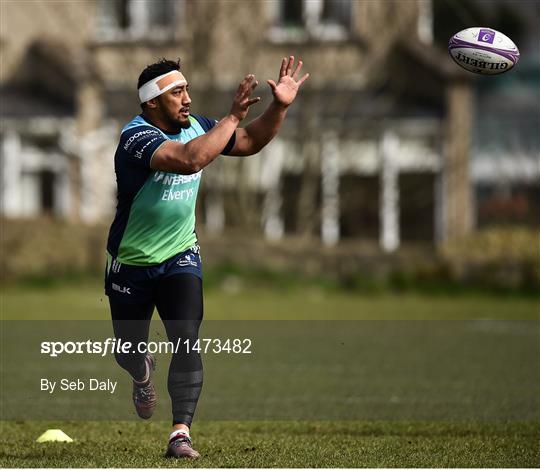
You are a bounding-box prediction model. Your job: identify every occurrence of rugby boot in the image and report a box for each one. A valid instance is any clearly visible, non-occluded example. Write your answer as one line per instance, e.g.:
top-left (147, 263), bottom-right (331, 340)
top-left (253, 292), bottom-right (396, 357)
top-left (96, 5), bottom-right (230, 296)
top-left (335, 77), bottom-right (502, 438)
top-left (165, 433), bottom-right (200, 459)
top-left (132, 354), bottom-right (157, 419)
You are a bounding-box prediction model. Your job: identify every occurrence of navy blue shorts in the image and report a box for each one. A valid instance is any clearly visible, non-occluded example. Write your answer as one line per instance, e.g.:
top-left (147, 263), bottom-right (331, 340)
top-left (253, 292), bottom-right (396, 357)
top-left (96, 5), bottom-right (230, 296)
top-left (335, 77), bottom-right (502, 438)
top-left (104, 245), bottom-right (202, 304)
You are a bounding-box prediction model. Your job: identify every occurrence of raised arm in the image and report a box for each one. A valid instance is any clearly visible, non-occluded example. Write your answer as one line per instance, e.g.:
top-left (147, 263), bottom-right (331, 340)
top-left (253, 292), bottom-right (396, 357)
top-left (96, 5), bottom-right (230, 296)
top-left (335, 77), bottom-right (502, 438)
top-left (150, 75), bottom-right (260, 174)
top-left (228, 56), bottom-right (309, 157)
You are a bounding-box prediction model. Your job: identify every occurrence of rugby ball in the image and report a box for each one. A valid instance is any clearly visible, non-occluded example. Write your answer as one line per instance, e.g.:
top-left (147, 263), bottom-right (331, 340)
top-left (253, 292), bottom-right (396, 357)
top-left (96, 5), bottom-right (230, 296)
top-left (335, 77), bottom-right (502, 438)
top-left (448, 27), bottom-right (519, 75)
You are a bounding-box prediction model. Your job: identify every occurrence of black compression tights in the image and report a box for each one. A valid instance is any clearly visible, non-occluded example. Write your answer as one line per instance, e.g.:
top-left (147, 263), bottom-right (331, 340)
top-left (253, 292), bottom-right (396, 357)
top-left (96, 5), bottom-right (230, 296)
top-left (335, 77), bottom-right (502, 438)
top-left (109, 273), bottom-right (203, 427)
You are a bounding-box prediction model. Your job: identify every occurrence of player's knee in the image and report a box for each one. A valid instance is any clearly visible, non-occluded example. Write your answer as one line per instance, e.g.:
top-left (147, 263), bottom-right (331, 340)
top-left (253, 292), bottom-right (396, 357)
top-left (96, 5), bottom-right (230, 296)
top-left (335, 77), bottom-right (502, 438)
top-left (179, 322), bottom-right (201, 340)
top-left (164, 319), bottom-right (201, 342)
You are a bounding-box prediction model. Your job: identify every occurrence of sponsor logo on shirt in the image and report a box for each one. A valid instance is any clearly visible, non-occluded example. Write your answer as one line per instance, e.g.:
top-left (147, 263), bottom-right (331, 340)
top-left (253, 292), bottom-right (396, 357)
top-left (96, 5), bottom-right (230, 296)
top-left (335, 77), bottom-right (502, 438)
top-left (134, 137), bottom-right (160, 159)
top-left (123, 129), bottom-right (161, 151)
top-left (153, 171), bottom-right (202, 185)
top-left (161, 188), bottom-right (195, 201)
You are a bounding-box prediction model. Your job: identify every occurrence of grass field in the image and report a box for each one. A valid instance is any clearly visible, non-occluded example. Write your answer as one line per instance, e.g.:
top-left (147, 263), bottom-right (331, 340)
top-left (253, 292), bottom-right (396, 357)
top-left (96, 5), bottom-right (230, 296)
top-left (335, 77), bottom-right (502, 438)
top-left (1, 421), bottom-right (539, 467)
top-left (1, 281), bottom-right (539, 467)
top-left (2, 279), bottom-right (539, 320)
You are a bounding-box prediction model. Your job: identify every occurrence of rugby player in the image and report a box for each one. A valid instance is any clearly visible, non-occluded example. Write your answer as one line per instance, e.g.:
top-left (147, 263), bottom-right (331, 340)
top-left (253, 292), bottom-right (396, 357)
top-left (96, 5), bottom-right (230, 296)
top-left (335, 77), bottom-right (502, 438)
top-left (105, 56), bottom-right (308, 458)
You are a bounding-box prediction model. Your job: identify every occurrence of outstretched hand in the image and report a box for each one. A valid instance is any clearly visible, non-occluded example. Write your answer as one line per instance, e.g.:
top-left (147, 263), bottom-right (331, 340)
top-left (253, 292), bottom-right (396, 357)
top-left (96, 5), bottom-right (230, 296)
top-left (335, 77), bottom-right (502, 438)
top-left (267, 56), bottom-right (309, 108)
top-left (230, 74), bottom-right (261, 122)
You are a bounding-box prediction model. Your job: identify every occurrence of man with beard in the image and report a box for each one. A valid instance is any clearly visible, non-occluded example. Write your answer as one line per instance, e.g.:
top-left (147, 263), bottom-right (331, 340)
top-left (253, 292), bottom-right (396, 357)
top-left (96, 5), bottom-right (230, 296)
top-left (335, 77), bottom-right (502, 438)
top-left (105, 56), bottom-right (308, 458)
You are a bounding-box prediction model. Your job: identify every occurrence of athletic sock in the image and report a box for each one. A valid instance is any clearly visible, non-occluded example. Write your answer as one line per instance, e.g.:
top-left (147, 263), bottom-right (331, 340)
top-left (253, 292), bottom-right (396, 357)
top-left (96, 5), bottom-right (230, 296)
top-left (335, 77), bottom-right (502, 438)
top-left (169, 429), bottom-right (190, 442)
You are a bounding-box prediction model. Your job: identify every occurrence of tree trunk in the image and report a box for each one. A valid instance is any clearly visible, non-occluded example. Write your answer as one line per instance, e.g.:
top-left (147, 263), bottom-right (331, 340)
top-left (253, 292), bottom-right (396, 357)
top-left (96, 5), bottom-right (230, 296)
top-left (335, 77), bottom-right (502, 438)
top-left (443, 81), bottom-right (473, 241)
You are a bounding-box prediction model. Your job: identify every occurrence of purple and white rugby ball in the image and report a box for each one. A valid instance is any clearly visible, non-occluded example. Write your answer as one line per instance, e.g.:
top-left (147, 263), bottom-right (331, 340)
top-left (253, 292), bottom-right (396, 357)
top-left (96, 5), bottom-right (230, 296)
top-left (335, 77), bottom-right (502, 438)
top-left (448, 27), bottom-right (519, 75)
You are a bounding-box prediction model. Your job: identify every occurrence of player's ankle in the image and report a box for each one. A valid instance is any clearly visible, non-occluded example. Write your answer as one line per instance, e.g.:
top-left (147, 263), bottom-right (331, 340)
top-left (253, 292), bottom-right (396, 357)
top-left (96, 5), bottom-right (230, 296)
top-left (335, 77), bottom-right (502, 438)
top-left (171, 425), bottom-right (190, 438)
top-left (132, 357), bottom-right (150, 384)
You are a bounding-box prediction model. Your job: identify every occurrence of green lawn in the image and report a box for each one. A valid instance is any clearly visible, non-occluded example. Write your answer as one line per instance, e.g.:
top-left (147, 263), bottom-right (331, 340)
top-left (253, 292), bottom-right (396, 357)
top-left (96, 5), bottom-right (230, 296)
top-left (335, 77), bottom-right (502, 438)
top-left (1, 282), bottom-right (539, 467)
top-left (2, 279), bottom-right (539, 320)
top-left (1, 421), bottom-right (539, 467)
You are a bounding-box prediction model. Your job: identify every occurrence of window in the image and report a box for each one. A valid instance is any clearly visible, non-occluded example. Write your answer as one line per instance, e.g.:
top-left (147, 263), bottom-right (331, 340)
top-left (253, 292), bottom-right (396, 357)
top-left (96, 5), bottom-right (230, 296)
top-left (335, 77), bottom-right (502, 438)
top-left (269, 0), bottom-right (352, 42)
top-left (282, 0), bottom-right (303, 27)
top-left (320, 0), bottom-right (351, 30)
top-left (39, 169), bottom-right (55, 213)
top-left (96, 0), bottom-right (181, 41)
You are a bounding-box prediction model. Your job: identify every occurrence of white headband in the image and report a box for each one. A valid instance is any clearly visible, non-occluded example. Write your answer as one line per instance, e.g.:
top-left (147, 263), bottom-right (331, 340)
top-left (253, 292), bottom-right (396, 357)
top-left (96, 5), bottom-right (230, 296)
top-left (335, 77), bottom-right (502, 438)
top-left (138, 70), bottom-right (187, 103)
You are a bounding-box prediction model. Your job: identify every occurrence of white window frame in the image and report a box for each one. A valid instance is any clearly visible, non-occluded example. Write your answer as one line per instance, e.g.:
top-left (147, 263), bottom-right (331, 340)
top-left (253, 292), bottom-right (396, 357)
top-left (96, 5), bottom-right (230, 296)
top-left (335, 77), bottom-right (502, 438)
top-left (417, 0), bottom-right (433, 44)
top-left (96, 0), bottom-right (184, 42)
top-left (267, 0), bottom-right (352, 43)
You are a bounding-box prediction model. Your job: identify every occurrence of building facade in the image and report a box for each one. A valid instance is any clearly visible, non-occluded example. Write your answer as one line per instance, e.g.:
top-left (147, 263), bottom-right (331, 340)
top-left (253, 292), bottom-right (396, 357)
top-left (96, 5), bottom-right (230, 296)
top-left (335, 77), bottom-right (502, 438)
top-left (1, 0), bottom-right (488, 248)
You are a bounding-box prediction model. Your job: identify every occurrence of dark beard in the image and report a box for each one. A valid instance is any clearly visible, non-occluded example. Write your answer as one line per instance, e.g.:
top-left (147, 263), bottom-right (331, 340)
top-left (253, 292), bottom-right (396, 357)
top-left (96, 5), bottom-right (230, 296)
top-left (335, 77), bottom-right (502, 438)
top-left (162, 114), bottom-right (191, 133)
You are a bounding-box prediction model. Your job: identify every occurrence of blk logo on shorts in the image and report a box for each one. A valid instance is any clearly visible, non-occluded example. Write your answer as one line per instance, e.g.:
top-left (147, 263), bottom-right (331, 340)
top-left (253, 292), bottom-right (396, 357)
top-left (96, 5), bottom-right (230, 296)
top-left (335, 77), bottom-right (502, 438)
top-left (112, 283), bottom-right (131, 294)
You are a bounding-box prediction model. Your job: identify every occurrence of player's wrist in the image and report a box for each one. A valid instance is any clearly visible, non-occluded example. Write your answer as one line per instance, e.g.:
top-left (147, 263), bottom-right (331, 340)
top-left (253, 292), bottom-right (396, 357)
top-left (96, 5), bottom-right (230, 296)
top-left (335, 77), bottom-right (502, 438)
top-left (226, 113), bottom-right (241, 126)
top-left (271, 99), bottom-right (290, 111)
